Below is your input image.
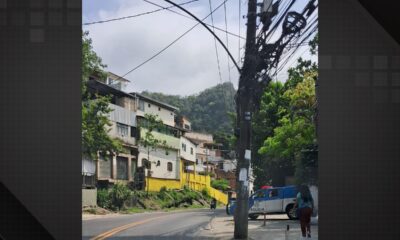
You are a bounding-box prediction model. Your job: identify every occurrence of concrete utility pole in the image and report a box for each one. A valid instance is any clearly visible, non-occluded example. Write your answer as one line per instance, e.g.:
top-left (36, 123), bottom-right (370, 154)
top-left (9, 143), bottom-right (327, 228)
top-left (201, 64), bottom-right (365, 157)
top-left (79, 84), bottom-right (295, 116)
top-left (234, 0), bottom-right (258, 238)
top-left (158, 0), bottom-right (316, 238)
top-left (233, 0), bottom-right (315, 238)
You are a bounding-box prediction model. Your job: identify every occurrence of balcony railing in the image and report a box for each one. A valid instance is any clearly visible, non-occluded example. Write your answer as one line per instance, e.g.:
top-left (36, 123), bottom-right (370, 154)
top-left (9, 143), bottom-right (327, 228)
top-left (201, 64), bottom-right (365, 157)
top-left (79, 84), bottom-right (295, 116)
top-left (139, 128), bottom-right (180, 149)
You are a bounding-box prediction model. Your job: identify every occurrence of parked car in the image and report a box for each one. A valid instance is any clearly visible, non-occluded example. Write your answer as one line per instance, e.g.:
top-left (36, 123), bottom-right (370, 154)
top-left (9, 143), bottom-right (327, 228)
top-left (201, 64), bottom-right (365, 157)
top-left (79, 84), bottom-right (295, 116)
top-left (227, 185), bottom-right (299, 220)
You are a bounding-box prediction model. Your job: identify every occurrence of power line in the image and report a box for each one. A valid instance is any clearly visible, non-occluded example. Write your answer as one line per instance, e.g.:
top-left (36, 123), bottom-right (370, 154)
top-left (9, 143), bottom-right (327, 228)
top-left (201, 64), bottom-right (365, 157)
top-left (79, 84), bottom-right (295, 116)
top-left (275, 24), bottom-right (318, 74)
top-left (141, 0), bottom-right (246, 40)
top-left (116, 0), bottom-right (229, 80)
top-left (238, 0), bottom-right (241, 63)
top-left (223, 1), bottom-right (232, 83)
top-left (163, 0), bottom-right (240, 72)
top-left (83, 0), bottom-right (198, 26)
top-left (221, 1), bottom-right (234, 113)
top-left (208, 0), bottom-right (223, 84)
top-left (273, 14), bottom-right (318, 67)
top-left (259, 0), bottom-right (295, 45)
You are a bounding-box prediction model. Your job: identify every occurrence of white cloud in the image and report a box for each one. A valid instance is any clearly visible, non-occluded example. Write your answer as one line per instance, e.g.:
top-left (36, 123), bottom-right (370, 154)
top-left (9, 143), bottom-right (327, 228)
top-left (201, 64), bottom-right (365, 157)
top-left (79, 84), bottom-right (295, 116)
top-left (83, 0), bottom-right (317, 95)
top-left (83, 0), bottom-right (244, 96)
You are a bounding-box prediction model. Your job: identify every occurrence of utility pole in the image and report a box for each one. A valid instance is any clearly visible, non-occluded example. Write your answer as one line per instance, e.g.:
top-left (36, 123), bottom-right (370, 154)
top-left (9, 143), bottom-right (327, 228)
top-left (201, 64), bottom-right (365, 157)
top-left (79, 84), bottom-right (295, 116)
top-left (158, 0), bottom-right (316, 238)
top-left (234, 0), bottom-right (258, 238)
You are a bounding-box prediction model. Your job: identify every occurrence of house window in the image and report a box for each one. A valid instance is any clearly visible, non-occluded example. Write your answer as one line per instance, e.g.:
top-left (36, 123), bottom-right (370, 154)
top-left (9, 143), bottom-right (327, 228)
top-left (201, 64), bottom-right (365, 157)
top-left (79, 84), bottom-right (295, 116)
top-left (173, 130), bottom-right (179, 138)
top-left (158, 107), bottom-right (161, 111)
top-left (116, 156), bottom-right (128, 180)
top-left (142, 158), bottom-right (151, 169)
top-left (139, 99), bottom-right (145, 111)
top-left (106, 77), bottom-right (113, 85)
top-left (218, 162), bottom-right (224, 170)
top-left (182, 143), bottom-right (186, 152)
top-left (98, 154), bottom-right (112, 178)
top-left (148, 103), bottom-right (151, 108)
top-left (184, 124), bottom-right (190, 130)
top-left (116, 123), bottom-right (128, 137)
top-left (131, 127), bottom-right (137, 138)
top-left (167, 162), bottom-right (173, 171)
top-left (196, 159), bottom-right (199, 164)
top-left (190, 147), bottom-right (193, 155)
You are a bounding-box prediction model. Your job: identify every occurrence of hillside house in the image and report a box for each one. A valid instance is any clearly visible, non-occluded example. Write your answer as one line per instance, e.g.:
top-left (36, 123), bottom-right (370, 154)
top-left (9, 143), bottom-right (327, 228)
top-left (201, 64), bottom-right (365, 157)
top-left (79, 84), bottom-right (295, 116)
top-left (83, 72), bottom-right (229, 204)
top-left (133, 93), bottom-right (182, 189)
top-left (86, 78), bottom-right (138, 187)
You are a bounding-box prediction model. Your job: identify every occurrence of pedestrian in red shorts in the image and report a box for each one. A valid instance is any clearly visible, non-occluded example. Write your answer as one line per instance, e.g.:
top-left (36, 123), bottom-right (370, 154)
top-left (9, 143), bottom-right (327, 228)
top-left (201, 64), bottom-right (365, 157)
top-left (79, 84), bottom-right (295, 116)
top-left (294, 185), bottom-right (314, 239)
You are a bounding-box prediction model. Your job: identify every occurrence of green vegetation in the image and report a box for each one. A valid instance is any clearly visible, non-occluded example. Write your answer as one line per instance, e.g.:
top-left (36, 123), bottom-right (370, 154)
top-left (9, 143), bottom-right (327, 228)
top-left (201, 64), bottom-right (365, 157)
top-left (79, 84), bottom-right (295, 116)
top-left (96, 185), bottom-right (213, 213)
top-left (211, 179), bottom-right (230, 191)
top-left (97, 188), bottom-right (111, 209)
top-left (82, 31), bottom-right (122, 159)
top-left (109, 182), bottom-right (132, 210)
top-left (138, 114), bottom-right (171, 154)
top-left (141, 82), bottom-right (236, 140)
top-left (252, 34), bottom-right (318, 188)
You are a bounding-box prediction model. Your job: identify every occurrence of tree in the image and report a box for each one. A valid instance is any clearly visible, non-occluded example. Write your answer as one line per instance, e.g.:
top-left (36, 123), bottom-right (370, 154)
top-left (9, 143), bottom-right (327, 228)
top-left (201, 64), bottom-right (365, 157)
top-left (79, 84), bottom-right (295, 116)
top-left (138, 114), bottom-right (172, 194)
top-left (82, 31), bottom-right (122, 160)
top-left (258, 67), bottom-right (317, 185)
top-left (251, 82), bottom-right (288, 188)
top-left (252, 33), bottom-right (319, 186)
top-left (141, 82), bottom-right (236, 136)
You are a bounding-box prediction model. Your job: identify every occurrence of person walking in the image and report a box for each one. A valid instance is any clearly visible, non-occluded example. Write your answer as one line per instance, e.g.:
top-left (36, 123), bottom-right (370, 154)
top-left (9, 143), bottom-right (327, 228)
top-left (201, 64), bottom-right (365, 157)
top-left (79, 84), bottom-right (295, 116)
top-left (295, 185), bottom-right (314, 239)
top-left (210, 198), bottom-right (217, 209)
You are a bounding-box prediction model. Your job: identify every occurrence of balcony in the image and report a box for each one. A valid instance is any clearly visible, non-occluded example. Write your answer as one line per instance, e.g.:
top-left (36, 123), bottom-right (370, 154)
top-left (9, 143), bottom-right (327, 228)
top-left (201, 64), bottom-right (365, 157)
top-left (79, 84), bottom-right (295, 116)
top-left (108, 103), bottom-right (136, 127)
top-left (139, 128), bottom-right (180, 149)
top-left (107, 104), bottom-right (137, 146)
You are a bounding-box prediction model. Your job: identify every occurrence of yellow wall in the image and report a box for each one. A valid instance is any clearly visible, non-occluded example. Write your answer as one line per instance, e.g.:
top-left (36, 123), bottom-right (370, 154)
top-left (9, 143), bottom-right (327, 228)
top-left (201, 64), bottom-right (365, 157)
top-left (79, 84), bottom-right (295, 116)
top-left (147, 177), bottom-right (181, 192)
top-left (145, 159), bottom-right (228, 205)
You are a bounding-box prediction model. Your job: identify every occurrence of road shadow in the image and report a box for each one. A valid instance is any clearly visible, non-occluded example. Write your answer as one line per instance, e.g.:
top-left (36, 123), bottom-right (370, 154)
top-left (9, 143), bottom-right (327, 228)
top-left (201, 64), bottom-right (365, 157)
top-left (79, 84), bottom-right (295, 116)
top-left (251, 218), bottom-right (294, 222)
top-left (84, 236), bottom-right (225, 240)
top-left (222, 218), bottom-right (294, 222)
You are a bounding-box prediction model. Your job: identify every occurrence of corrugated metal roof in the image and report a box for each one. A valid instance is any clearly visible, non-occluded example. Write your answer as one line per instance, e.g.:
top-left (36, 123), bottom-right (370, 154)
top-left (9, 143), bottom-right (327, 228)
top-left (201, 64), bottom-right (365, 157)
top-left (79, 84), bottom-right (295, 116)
top-left (132, 92), bottom-right (179, 111)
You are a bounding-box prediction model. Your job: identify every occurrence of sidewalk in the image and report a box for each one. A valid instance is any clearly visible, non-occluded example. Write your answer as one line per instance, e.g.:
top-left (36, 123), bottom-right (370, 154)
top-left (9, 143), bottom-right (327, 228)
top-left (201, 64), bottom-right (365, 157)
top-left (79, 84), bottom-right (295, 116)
top-left (199, 214), bottom-right (318, 240)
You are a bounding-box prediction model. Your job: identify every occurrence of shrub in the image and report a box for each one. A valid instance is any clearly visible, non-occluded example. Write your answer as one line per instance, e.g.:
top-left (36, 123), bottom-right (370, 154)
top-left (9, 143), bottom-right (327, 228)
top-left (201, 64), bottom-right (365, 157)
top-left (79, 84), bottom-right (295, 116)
top-left (211, 179), bottom-right (229, 191)
top-left (97, 189), bottom-right (111, 209)
top-left (201, 187), bottom-right (209, 198)
top-left (110, 182), bottom-right (132, 210)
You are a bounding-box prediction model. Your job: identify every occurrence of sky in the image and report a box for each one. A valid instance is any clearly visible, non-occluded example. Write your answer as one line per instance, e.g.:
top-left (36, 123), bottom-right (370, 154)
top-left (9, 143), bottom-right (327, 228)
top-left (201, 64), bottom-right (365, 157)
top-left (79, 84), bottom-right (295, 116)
top-left (83, 0), bottom-right (317, 96)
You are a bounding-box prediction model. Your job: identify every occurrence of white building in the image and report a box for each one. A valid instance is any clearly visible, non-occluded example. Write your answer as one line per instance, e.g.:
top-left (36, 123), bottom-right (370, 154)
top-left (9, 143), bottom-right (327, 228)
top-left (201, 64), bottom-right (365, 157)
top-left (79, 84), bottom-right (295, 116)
top-left (180, 136), bottom-right (197, 173)
top-left (184, 132), bottom-right (214, 173)
top-left (133, 93), bottom-right (182, 180)
top-left (137, 145), bottom-right (179, 180)
top-left (134, 93), bottom-right (177, 127)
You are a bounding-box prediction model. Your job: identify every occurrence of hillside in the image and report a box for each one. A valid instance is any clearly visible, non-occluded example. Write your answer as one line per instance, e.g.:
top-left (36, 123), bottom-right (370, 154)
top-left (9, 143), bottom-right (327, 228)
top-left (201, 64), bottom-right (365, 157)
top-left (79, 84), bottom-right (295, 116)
top-left (141, 82), bottom-right (236, 137)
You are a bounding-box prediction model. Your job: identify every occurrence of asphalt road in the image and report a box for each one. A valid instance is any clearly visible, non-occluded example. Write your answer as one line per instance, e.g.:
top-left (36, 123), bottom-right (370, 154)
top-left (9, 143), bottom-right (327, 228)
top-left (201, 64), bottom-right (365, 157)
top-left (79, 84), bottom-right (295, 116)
top-left (82, 208), bottom-right (223, 240)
